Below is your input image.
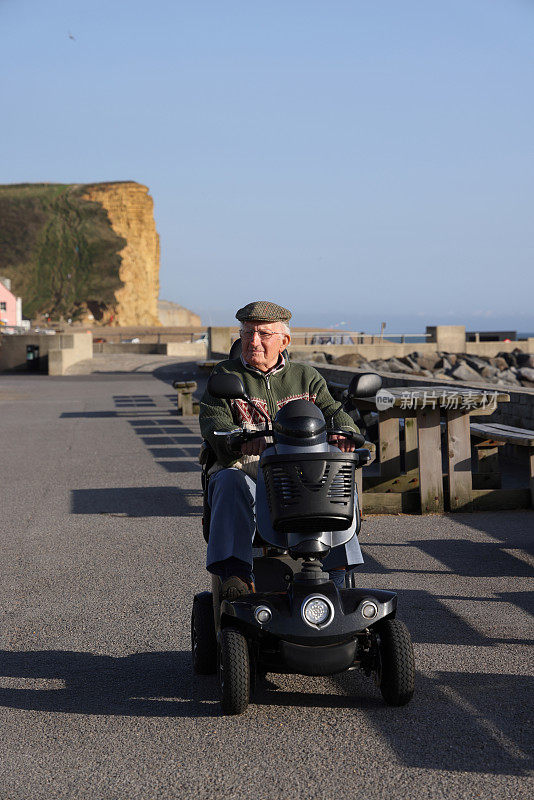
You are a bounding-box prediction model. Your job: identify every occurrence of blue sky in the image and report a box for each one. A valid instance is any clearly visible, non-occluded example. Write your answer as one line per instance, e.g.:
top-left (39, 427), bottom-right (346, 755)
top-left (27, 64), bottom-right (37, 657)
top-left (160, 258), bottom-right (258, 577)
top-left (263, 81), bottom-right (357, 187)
top-left (1, 0), bottom-right (533, 331)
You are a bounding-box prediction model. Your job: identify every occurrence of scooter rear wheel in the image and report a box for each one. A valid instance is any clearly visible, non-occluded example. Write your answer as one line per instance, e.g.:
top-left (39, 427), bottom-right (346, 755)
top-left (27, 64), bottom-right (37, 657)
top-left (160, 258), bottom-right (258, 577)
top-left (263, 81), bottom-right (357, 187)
top-left (374, 618), bottom-right (415, 706)
top-left (219, 628), bottom-right (250, 715)
top-left (191, 592), bottom-right (217, 675)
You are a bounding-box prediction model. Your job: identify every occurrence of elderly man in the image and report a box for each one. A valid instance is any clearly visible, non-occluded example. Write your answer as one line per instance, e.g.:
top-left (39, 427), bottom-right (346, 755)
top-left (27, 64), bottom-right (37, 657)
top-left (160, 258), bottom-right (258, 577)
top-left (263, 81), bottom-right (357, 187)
top-left (199, 300), bottom-right (364, 600)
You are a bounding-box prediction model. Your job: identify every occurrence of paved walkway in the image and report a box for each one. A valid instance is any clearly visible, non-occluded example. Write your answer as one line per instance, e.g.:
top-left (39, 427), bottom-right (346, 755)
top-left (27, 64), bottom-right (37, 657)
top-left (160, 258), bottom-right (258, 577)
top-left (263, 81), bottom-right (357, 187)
top-left (0, 370), bottom-right (532, 799)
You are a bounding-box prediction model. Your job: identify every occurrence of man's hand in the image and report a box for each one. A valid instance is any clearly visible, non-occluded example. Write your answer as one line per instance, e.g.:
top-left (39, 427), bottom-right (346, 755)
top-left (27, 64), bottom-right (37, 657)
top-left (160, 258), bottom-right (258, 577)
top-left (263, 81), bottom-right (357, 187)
top-left (241, 436), bottom-right (268, 456)
top-left (329, 434), bottom-right (356, 452)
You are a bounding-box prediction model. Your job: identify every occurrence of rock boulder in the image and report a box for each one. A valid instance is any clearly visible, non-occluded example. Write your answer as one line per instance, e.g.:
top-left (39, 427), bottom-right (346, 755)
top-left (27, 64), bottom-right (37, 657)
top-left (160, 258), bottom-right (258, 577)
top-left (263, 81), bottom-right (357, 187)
top-left (449, 361), bottom-right (483, 382)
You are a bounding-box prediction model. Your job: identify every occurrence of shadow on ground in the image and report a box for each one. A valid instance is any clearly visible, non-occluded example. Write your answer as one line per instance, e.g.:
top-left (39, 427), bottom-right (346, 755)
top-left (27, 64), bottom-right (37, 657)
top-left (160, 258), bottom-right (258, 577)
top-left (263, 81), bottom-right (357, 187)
top-left (67, 397), bottom-right (204, 519)
top-left (437, 510), bottom-right (534, 548)
top-left (329, 668), bottom-right (534, 775)
top-left (114, 394), bottom-right (203, 474)
top-left (70, 486), bottom-right (202, 517)
top-left (360, 538), bottom-right (533, 579)
top-left (0, 649), bottom-right (218, 717)
top-left (1, 649), bottom-right (532, 775)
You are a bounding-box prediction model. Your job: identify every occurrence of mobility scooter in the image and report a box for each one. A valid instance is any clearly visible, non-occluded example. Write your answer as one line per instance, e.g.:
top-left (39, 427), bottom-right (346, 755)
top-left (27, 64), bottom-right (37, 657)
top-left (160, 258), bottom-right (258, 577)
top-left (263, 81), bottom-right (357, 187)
top-left (191, 372), bottom-right (415, 715)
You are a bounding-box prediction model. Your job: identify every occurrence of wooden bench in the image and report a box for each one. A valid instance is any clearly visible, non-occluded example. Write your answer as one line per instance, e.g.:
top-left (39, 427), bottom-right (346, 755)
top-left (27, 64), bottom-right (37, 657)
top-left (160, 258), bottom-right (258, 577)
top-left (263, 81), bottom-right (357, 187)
top-left (470, 422), bottom-right (534, 507)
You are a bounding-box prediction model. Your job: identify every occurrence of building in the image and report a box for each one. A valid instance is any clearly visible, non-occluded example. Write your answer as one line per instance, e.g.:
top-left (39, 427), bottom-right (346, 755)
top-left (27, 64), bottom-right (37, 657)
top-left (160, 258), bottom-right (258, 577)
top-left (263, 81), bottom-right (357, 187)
top-left (0, 277), bottom-right (23, 328)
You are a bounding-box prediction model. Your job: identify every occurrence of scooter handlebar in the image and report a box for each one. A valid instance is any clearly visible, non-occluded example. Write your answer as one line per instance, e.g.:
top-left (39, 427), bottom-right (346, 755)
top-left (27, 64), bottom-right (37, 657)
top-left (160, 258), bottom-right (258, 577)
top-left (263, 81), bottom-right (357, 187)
top-left (213, 428), bottom-right (271, 453)
top-left (327, 429), bottom-right (366, 448)
top-left (355, 448), bottom-right (372, 466)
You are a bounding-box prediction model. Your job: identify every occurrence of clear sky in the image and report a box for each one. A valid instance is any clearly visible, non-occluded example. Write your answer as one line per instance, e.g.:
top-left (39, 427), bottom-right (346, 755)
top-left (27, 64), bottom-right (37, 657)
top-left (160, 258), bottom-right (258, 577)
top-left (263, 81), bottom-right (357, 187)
top-left (1, 0), bottom-right (533, 331)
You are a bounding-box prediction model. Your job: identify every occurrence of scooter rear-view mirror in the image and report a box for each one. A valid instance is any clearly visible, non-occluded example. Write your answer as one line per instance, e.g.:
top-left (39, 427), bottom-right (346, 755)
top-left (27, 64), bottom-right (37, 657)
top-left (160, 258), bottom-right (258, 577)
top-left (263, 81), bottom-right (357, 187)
top-left (347, 372), bottom-right (383, 402)
top-left (208, 372), bottom-right (271, 426)
top-left (208, 372), bottom-right (247, 400)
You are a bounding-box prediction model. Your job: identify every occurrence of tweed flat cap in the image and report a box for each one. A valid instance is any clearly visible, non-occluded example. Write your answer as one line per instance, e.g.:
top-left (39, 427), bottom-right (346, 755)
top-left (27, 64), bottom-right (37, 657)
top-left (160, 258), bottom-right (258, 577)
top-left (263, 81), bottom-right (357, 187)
top-left (236, 300), bottom-right (292, 323)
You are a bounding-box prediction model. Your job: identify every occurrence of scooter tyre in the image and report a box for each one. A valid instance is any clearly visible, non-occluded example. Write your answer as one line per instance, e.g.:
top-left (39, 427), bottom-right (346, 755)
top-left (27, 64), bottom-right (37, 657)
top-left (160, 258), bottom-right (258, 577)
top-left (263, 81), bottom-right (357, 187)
top-left (191, 592), bottom-right (217, 675)
top-left (375, 618), bottom-right (415, 706)
top-left (219, 628), bottom-right (250, 715)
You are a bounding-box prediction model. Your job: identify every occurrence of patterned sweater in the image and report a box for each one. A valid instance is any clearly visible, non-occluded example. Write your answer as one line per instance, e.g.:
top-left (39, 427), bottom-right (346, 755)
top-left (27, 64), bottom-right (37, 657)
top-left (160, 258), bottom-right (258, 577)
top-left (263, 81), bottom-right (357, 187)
top-left (199, 355), bottom-right (359, 477)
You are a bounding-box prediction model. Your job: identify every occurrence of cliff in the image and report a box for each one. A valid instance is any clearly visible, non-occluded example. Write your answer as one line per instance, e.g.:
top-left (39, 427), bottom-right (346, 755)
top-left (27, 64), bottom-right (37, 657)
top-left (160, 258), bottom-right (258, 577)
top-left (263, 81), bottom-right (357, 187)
top-left (0, 181), bottom-right (160, 325)
top-left (158, 300), bottom-right (202, 327)
top-left (82, 182), bottom-right (160, 325)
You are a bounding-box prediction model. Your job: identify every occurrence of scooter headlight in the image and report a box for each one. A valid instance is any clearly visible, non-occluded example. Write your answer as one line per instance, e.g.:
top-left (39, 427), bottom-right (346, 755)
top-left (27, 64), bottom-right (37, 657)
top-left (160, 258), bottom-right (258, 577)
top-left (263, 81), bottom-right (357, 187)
top-left (301, 595), bottom-right (334, 629)
top-left (254, 605), bottom-right (272, 624)
top-left (361, 601), bottom-right (378, 620)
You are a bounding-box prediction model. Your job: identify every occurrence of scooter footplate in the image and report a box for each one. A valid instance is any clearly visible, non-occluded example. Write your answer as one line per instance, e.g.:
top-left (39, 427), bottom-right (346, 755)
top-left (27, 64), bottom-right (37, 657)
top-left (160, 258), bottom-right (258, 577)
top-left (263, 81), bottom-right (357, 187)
top-left (280, 639), bottom-right (357, 675)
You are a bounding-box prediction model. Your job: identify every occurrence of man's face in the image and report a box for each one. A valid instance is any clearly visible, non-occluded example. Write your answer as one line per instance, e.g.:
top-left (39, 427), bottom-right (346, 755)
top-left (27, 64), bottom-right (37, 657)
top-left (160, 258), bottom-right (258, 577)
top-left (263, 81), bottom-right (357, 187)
top-left (240, 321), bottom-right (291, 371)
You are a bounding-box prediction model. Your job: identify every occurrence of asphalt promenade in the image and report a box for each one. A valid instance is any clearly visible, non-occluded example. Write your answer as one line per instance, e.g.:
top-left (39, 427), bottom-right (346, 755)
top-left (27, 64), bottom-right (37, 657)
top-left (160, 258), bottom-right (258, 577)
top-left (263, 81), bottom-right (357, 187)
top-left (0, 362), bottom-right (533, 799)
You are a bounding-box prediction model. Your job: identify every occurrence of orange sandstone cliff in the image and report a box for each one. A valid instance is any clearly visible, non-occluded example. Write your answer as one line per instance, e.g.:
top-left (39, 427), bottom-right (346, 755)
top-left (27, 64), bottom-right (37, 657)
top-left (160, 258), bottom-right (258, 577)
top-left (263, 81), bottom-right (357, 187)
top-left (81, 182), bottom-right (160, 326)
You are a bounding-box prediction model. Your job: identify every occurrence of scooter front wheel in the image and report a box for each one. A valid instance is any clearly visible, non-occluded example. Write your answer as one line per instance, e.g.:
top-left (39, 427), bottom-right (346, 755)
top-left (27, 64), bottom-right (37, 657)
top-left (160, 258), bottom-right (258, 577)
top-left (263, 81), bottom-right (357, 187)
top-left (219, 628), bottom-right (250, 715)
top-left (374, 618), bottom-right (415, 706)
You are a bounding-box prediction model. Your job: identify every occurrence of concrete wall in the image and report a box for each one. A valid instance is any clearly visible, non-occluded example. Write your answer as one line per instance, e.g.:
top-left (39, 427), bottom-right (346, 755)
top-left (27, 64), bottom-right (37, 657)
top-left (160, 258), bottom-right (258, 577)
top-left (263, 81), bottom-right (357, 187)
top-left (0, 334), bottom-right (53, 371)
top-left (48, 333), bottom-right (93, 375)
top-left (165, 341), bottom-right (208, 358)
top-left (207, 326), bottom-right (534, 362)
top-left (0, 332), bottom-right (92, 374)
top-left (290, 338), bottom-right (534, 361)
top-left (93, 341), bottom-right (208, 358)
top-left (290, 343), bottom-right (439, 359)
top-left (94, 342), bottom-right (168, 354)
top-left (465, 338), bottom-right (534, 357)
top-left (208, 326), bottom-right (233, 359)
top-left (73, 325), bottom-right (206, 344)
top-left (426, 325), bottom-right (466, 351)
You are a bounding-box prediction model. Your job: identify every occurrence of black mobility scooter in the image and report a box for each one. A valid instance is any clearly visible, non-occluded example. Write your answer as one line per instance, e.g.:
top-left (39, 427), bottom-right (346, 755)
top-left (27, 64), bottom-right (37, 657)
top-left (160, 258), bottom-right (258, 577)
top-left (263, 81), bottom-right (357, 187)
top-left (191, 372), bottom-right (415, 715)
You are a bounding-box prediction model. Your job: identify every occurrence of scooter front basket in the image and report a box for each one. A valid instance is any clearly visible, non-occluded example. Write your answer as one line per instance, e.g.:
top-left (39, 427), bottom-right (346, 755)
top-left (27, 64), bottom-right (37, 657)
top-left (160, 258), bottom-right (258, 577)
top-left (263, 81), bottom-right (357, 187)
top-left (261, 451), bottom-right (358, 533)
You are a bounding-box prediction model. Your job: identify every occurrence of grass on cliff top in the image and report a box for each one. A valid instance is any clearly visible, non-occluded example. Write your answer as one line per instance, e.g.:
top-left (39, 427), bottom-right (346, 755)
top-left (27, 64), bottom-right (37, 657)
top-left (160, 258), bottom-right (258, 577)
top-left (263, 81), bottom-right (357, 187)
top-left (0, 183), bottom-right (126, 320)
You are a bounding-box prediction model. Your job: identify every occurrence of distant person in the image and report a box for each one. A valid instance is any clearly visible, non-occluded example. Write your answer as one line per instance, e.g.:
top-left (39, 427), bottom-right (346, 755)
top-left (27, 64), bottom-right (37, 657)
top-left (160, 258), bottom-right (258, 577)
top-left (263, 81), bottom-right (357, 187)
top-left (199, 300), bottom-right (364, 599)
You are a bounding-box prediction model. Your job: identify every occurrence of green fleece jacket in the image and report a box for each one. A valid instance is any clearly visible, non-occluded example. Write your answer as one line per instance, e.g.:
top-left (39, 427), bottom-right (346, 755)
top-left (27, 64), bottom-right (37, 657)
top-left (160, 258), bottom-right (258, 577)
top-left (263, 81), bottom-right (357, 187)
top-left (199, 356), bottom-right (359, 469)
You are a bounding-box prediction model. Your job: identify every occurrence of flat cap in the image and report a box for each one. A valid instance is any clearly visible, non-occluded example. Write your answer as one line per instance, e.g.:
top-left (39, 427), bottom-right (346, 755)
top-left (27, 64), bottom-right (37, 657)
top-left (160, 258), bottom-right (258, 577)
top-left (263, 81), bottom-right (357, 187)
top-left (236, 300), bottom-right (292, 323)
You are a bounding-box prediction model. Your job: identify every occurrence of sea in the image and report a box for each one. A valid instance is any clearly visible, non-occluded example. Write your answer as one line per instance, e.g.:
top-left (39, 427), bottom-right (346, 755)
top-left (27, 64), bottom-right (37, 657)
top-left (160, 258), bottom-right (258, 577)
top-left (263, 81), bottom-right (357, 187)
top-left (381, 332), bottom-right (534, 344)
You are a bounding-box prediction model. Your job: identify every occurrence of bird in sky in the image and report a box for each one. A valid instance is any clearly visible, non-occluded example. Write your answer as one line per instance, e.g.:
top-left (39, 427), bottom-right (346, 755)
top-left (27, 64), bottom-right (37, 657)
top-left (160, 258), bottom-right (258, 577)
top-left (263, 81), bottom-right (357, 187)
top-left (68, 31), bottom-right (76, 41)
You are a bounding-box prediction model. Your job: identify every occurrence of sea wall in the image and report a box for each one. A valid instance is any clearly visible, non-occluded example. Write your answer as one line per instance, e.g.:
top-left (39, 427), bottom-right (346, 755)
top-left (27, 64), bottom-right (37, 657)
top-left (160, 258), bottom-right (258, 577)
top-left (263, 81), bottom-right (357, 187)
top-left (206, 325), bottom-right (534, 361)
top-left (92, 341), bottom-right (207, 358)
top-left (48, 333), bottom-right (93, 375)
top-left (0, 332), bottom-right (92, 374)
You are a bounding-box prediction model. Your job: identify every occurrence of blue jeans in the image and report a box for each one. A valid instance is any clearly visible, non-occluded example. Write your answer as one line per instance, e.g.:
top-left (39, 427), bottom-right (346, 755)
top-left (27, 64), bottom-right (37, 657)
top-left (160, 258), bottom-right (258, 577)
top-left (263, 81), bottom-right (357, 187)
top-left (206, 468), bottom-right (364, 583)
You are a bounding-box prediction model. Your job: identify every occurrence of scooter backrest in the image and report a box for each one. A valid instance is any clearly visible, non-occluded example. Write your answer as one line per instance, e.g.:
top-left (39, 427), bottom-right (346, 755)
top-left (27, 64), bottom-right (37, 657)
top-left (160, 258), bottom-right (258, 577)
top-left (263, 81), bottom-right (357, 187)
top-left (229, 338), bottom-right (242, 360)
